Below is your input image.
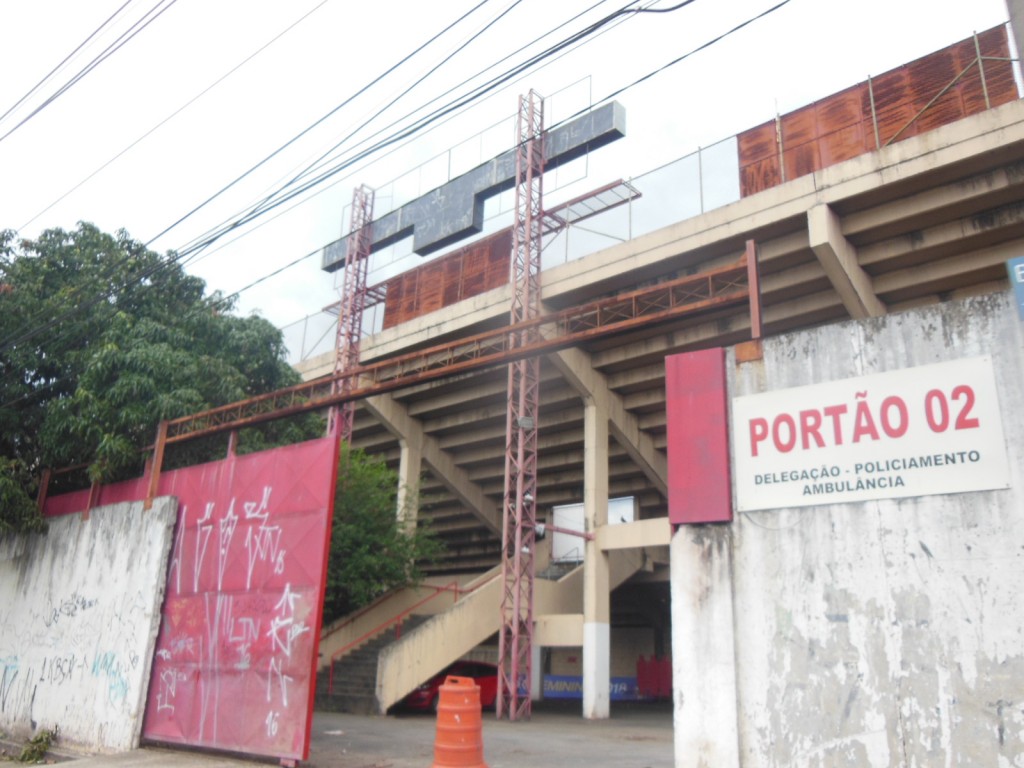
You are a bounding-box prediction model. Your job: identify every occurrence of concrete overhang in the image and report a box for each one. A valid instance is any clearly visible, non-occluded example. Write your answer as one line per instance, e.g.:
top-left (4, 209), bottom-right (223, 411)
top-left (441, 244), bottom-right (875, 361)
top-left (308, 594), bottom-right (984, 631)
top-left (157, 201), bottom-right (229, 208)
top-left (358, 99), bottom-right (1024, 361)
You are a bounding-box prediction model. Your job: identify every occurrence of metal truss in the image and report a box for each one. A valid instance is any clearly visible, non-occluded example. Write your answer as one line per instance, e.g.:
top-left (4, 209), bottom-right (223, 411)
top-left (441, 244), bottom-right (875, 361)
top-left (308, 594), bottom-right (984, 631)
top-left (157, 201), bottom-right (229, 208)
top-left (326, 184), bottom-right (374, 441)
top-left (497, 90), bottom-right (544, 722)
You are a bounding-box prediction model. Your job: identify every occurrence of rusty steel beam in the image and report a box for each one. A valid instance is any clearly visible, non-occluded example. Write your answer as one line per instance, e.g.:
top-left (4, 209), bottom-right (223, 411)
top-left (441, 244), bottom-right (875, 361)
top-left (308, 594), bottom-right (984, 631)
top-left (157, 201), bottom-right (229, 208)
top-left (746, 239), bottom-right (762, 339)
top-left (161, 258), bottom-right (751, 446)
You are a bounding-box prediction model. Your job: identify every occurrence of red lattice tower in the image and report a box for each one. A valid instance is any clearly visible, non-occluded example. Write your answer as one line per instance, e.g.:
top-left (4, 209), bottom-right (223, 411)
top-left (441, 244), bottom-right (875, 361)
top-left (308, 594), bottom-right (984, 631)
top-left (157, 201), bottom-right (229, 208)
top-left (497, 90), bottom-right (544, 721)
top-left (327, 184), bottom-right (374, 441)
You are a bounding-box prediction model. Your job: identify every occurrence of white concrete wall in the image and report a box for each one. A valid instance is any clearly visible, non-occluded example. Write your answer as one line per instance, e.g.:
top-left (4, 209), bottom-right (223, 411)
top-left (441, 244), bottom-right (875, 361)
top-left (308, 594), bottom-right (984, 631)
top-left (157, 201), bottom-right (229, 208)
top-left (0, 498), bottom-right (176, 753)
top-left (672, 292), bottom-right (1024, 766)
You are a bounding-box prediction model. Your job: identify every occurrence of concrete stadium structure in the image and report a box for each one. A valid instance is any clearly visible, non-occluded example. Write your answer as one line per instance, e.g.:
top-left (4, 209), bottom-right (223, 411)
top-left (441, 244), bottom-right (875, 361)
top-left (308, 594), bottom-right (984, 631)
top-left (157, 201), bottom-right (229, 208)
top-left (305, 24), bottom-right (1024, 766)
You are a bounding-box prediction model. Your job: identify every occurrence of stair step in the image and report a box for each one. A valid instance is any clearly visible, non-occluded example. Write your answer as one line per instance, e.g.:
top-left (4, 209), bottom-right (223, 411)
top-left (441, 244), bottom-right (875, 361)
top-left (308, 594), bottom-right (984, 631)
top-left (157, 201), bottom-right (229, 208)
top-left (316, 613), bottom-right (431, 713)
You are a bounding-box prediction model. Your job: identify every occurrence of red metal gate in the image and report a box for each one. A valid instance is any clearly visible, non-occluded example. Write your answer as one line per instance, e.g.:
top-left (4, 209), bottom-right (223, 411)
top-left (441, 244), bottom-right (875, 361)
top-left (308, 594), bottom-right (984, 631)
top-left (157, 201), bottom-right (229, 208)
top-left (43, 435), bottom-right (340, 762)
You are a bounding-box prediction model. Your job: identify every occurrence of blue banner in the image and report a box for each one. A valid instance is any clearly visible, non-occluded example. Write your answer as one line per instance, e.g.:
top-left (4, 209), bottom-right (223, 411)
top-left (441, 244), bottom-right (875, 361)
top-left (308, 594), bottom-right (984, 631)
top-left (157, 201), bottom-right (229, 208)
top-left (1008, 256), bottom-right (1024, 320)
top-left (542, 675), bottom-right (641, 701)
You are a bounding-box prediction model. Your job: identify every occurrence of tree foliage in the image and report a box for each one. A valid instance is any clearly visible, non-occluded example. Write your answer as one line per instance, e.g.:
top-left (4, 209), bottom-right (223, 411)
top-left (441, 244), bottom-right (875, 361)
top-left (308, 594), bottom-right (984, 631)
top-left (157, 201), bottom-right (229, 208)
top-left (323, 445), bottom-right (442, 625)
top-left (0, 223), bottom-right (312, 531)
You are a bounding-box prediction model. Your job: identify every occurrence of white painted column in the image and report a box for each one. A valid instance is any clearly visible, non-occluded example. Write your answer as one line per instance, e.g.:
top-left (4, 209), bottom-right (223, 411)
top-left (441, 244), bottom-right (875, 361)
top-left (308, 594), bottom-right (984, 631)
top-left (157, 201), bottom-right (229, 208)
top-left (531, 641), bottom-right (543, 702)
top-left (582, 401), bottom-right (610, 719)
top-left (397, 438), bottom-right (422, 526)
top-left (671, 525), bottom-right (740, 767)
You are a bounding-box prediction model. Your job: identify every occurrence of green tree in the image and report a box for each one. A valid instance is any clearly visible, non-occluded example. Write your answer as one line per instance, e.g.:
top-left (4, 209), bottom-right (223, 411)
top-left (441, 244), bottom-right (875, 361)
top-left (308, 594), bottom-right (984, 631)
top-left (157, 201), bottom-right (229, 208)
top-left (323, 445), bottom-right (442, 625)
top-left (0, 223), bottom-right (314, 530)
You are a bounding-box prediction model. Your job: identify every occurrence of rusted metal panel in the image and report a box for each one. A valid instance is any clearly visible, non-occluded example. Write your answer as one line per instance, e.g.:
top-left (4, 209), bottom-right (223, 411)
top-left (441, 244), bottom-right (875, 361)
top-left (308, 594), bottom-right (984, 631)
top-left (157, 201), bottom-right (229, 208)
top-left (417, 261), bottom-right (446, 316)
top-left (781, 106), bottom-right (818, 148)
top-left (442, 254), bottom-right (463, 306)
top-left (818, 120), bottom-right (868, 166)
top-left (783, 141), bottom-right (819, 184)
top-left (739, 25), bottom-right (1017, 197)
top-left (737, 120), bottom-right (777, 164)
top-left (382, 229), bottom-right (512, 328)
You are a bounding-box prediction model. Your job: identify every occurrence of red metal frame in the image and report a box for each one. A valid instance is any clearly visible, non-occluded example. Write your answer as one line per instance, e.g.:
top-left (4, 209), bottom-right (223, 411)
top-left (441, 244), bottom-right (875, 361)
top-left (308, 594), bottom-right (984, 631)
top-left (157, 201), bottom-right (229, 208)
top-left (324, 578), bottom-right (496, 696)
top-left (745, 239), bottom-right (762, 339)
top-left (498, 90), bottom-right (544, 721)
top-left (153, 258), bottom-right (751, 447)
top-left (327, 185), bottom-right (375, 441)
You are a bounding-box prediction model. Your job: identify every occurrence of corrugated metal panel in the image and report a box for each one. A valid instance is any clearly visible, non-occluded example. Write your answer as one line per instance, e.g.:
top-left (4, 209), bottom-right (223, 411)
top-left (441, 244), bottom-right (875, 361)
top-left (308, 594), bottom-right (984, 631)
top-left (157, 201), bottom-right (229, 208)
top-left (739, 25), bottom-right (1017, 197)
top-left (381, 229), bottom-right (512, 329)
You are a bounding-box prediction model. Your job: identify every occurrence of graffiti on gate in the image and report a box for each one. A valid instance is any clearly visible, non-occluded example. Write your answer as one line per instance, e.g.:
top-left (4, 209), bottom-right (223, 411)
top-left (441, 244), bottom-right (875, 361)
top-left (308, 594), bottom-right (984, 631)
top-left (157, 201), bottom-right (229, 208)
top-left (140, 436), bottom-right (338, 762)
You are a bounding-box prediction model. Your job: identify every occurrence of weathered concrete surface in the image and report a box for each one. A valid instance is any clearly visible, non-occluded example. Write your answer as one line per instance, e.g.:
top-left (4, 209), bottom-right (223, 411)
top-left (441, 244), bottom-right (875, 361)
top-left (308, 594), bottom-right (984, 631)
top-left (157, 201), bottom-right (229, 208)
top-left (0, 499), bottom-right (176, 752)
top-left (673, 292), bottom-right (1024, 766)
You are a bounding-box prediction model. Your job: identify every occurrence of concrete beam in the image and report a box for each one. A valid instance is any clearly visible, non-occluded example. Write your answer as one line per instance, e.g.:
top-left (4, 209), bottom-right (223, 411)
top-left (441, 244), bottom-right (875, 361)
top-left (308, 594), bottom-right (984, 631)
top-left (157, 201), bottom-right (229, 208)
top-left (535, 614), bottom-right (584, 646)
top-left (551, 347), bottom-right (669, 498)
top-left (363, 394), bottom-right (501, 533)
top-left (596, 517), bottom-right (671, 551)
top-left (808, 204), bottom-right (887, 319)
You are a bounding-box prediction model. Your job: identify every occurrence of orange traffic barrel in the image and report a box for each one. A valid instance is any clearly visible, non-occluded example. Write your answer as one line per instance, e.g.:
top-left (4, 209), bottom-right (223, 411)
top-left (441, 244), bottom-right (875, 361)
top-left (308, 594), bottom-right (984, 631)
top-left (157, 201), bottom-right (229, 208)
top-left (431, 675), bottom-right (488, 768)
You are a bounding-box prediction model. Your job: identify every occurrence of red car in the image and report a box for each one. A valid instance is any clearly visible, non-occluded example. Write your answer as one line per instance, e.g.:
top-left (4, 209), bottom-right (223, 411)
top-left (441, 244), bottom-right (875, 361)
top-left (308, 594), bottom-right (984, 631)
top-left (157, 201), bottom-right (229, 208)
top-left (397, 660), bottom-right (498, 713)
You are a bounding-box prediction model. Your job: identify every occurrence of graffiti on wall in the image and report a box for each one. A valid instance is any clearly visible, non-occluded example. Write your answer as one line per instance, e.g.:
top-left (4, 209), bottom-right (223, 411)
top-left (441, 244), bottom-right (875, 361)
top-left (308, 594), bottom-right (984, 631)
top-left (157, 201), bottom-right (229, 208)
top-left (0, 502), bottom-right (176, 752)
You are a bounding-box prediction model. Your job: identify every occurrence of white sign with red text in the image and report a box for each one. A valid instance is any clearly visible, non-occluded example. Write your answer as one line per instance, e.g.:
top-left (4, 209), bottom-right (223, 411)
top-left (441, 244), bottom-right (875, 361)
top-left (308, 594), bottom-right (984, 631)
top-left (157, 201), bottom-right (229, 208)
top-left (732, 356), bottom-right (1010, 511)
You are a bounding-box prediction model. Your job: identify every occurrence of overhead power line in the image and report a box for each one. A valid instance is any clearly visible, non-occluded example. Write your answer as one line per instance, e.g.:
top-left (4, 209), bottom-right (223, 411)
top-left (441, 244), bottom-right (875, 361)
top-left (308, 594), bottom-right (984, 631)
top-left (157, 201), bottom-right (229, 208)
top-left (139, 0), bottom-right (498, 257)
top-left (172, 0), bottom-right (659, 263)
top-left (0, 0), bottom-right (132, 129)
top-left (17, 0), bottom-right (332, 233)
top-left (0, 0), bottom-right (180, 146)
top-left (1, 0), bottom-right (793, 372)
top-left (0, 0), bottom-right (503, 360)
top-left (179, 0), bottom-right (619, 269)
top-left (210, 0), bottom-right (796, 307)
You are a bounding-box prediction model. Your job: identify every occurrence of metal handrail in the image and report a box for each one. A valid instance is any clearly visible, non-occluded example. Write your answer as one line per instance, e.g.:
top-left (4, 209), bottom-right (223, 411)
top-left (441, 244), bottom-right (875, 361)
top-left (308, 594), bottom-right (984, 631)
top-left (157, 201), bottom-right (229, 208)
top-left (321, 585), bottom-right (406, 641)
top-left (325, 574), bottom-right (497, 695)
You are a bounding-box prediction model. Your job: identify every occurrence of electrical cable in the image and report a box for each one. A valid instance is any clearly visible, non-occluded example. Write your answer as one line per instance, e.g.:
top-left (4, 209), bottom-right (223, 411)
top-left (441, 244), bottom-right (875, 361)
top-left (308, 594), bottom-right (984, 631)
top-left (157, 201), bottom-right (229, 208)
top-left (176, 0), bottom-right (618, 267)
top-left (172, 0), bottom-right (650, 262)
top-left (0, 0), bottom-right (132, 129)
top-left (1, 0), bottom-right (789, 370)
top-left (0, 0), bottom-right (180, 146)
top-left (243, 0), bottom-right (678, 222)
top-left (139, 0), bottom-right (497, 257)
top-left (0, 0), bottom-right (504, 362)
top-left (219, 0), bottom-right (793, 305)
top-left (16, 0), bottom-right (332, 233)
top-left (232, 0), bottom-right (618, 233)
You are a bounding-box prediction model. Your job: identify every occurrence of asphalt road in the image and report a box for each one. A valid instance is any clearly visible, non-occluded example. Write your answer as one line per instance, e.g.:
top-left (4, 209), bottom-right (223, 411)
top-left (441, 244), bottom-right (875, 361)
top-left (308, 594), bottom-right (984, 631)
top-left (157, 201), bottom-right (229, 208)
top-left (57, 704), bottom-right (674, 767)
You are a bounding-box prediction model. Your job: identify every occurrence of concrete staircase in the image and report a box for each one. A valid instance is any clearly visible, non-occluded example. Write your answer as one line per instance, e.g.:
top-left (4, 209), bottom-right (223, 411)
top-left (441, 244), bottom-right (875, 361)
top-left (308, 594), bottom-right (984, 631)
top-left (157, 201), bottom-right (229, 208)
top-left (315, 614), bottom-right (428, 713)
top-left (315, 517), bottom-right (669, 714)
top-left (375, 548), bottom-right (648, 713)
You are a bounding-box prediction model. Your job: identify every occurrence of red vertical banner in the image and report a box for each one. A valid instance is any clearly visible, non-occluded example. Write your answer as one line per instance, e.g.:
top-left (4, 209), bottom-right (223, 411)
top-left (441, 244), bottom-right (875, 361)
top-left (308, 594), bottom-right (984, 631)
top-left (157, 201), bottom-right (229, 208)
top-left (665, 348), bottom-right (733, 525)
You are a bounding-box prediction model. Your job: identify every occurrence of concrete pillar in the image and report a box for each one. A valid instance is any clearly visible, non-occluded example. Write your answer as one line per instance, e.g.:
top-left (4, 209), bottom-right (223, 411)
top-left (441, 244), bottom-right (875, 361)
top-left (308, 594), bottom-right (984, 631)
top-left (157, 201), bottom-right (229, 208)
top-left (671, 525), bottom-right (740, 767)
top-left (397, 438), bottom-right (422, 525)
top-left (531, 642), bottom-right (543, 702)
top-left (582, 401), bottom-right (610, 719)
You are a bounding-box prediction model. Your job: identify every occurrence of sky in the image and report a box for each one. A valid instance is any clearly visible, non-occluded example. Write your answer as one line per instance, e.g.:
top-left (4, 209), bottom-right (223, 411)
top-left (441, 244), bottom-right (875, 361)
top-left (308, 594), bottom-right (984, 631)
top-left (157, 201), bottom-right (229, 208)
top-left (0, 0), bottom-right (1014, 351)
